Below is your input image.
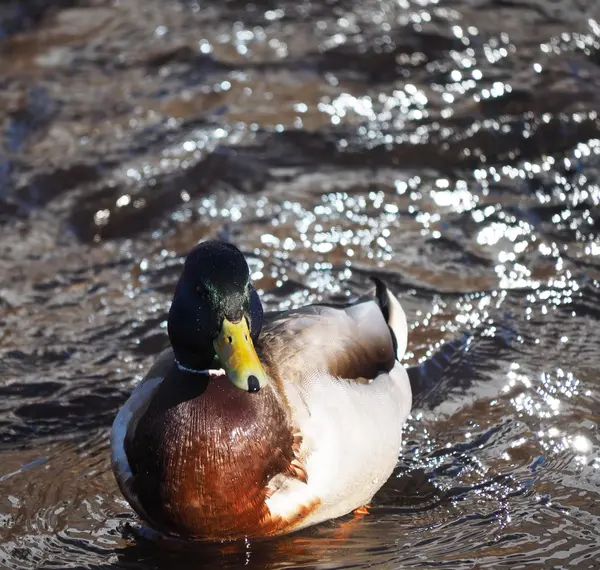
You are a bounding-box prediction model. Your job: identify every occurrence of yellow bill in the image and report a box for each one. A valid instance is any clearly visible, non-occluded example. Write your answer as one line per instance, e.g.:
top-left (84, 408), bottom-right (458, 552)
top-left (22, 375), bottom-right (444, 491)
top-left (213, 317), bottom-right (269, 392)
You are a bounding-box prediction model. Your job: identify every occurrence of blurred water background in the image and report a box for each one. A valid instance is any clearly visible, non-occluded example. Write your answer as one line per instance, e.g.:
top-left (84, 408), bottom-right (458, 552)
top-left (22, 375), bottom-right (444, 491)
top-left (1, 0), bottom-right (600, 568)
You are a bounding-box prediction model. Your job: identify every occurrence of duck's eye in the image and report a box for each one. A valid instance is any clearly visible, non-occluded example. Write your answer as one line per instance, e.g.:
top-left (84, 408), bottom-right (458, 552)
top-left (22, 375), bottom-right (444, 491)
top-left (196, 284), bottom-right (207, 296)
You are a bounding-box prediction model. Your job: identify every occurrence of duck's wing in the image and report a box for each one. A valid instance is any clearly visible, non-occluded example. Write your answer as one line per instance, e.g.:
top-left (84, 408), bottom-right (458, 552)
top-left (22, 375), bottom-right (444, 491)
top-left (256, 280), bottom-right (412, 530)
top-left (110, 350), bottom-right (174, 524)
top-left (258, 278), bottom-right (408, 384)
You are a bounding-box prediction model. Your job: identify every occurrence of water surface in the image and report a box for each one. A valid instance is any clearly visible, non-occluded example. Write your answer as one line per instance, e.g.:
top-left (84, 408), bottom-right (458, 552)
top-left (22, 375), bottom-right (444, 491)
top-left (1, 0), bottom-right (600, 568)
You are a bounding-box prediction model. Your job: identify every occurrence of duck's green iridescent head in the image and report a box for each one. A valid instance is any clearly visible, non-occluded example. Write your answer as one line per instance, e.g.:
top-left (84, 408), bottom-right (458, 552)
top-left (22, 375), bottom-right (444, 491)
top-left (167, 240), bottom-right (268, 392)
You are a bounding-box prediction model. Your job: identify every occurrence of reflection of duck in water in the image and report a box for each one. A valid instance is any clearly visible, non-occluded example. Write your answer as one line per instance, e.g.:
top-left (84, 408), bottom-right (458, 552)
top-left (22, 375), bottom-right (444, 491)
top-left (111, 240), bottom-right (412, 540)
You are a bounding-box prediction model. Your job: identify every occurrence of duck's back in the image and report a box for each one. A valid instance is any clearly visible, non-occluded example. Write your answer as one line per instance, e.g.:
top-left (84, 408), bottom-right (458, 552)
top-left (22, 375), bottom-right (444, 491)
top-left (257, 292), bottom-right (412, 530)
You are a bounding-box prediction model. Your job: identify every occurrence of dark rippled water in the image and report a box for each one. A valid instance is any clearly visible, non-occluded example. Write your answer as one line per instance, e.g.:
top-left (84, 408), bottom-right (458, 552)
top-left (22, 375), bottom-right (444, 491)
top-left (1, 0), bottom-right (600, 568)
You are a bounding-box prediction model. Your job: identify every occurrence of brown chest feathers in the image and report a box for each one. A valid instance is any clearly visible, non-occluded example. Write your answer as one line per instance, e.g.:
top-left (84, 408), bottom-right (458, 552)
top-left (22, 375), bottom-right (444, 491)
top-left (126, 368), bottom-right (299, 540)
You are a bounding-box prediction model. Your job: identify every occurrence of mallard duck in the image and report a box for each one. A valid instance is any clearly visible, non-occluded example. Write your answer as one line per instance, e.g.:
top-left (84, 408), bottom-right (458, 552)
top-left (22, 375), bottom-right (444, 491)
top-left (111, 240), bottom-right (412, 541)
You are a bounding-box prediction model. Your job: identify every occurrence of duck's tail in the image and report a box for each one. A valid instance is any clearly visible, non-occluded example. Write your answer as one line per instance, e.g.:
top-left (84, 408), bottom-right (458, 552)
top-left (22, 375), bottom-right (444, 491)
top-left (371, 277), bottom-right (408, 361)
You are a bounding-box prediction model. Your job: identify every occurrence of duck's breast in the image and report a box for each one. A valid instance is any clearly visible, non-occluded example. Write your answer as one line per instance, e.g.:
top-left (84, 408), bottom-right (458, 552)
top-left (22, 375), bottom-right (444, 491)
top-left (112, 360), bottom-right (301, 540)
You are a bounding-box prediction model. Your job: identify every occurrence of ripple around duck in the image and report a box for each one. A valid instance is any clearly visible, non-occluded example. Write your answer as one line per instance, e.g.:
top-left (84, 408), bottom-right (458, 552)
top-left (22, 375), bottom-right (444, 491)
top-left (1, 0), bottom-right (600, 568)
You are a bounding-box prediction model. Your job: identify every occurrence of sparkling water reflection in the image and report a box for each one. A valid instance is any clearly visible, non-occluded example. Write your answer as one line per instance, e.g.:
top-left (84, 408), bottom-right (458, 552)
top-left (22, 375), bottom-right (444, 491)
top-left (1, 0), bottom-right (600, 568)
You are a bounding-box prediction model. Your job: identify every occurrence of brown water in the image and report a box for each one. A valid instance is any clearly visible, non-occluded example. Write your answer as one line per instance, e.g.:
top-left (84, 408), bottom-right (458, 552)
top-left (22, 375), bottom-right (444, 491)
top-left (1, 0), bottom-right (600, 568)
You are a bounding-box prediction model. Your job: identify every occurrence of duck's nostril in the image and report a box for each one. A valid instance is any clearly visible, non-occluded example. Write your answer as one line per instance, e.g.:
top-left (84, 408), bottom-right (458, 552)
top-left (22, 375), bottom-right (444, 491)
top-left (247, 375), bottom-right (260, 393)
